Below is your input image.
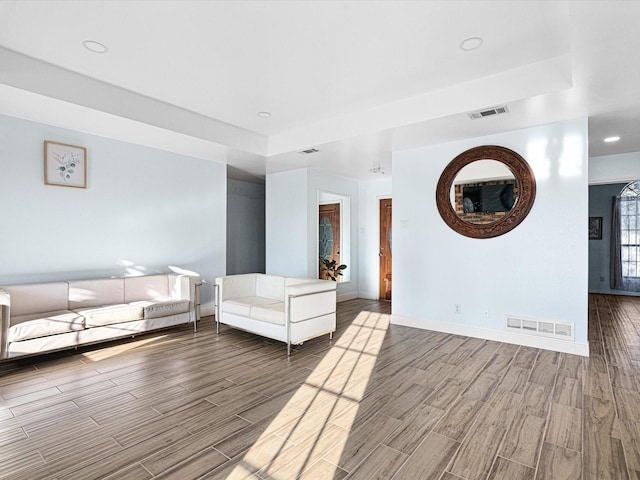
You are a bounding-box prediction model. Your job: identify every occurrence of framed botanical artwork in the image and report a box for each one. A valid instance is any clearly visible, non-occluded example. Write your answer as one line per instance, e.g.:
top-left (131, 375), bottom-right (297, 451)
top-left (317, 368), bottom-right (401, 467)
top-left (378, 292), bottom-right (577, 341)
top-left (589, 216), bottom-right (602, 240)
top-left (44, 141), bottom-right (87, 188)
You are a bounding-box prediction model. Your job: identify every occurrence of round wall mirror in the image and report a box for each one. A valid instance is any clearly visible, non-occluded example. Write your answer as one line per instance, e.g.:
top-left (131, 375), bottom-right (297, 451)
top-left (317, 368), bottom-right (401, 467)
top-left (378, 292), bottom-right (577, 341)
top-left (436, 145), bottom-right (536, 239)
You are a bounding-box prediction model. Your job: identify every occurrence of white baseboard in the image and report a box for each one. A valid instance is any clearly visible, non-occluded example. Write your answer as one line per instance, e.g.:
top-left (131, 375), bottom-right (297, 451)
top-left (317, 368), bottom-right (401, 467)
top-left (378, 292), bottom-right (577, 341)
top-left (589, 289), bottom-right (640, 297)
top-left (391, 314), bottom-right (590, 357)
top-left (357, 291), bottom-right (378, 300)
top-left (337, 291), bottom-right (359, 303)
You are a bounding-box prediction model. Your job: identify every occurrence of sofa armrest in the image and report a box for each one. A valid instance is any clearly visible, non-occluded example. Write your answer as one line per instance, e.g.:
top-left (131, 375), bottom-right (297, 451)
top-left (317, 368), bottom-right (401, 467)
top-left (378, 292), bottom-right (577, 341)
top-left (168, 274), bottom-right (199, 323)
top-left (286, 280), bottom-right (336, 324)
top-left (286, 280), bottom-right (336, 297)
top-left (0, 289), bottom-right (9, 308)
top-left (168, 274), bottom-right (194, 302)
top-left (0, 289), bottom-right (10, 357)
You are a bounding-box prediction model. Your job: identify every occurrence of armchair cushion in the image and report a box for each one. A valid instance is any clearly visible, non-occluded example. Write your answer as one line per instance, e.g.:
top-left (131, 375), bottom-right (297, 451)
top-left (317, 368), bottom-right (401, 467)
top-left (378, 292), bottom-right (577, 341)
top-left (256, 275), bottom-right (285, 301)
top-left (250, 303), bottom-right (285, 326)
top-left (221, 296), bottom-right (281, 317)
top-left (220, 274), bottom-right (257, 301)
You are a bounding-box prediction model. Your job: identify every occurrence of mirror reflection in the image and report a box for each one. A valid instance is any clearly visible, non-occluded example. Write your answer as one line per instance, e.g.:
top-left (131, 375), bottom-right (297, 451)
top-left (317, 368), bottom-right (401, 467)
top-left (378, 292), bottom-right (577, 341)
top-left (318, 191), bottom-right (351, 282)
top-left (450, 160), bottom-right (517, 225)
top-left (436, 145), bottom-right (536, 239)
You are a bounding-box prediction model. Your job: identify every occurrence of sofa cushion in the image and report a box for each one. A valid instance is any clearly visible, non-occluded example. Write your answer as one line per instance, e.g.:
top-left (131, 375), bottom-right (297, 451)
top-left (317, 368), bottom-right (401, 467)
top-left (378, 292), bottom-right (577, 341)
top-left (221, 296), bottom-right (281, 317)
top-left (68, 279), bottom-right (125, 310)
top-left (250, 303), bottom-right (285, 326)
top-left (1, 282), bottom-right (69, 317)
top-left (256, 275), bottom-right (285, 301)
top-left (124, 275), bottom-right (170, 303)
top-left (130, 299), bottom-right (190, 319)
top-left (219, 274), bottom-right (256, 302)
top-left (75, 304), bottom-right (143, 328)
top-left (9, 310), bottom-right (85, 342)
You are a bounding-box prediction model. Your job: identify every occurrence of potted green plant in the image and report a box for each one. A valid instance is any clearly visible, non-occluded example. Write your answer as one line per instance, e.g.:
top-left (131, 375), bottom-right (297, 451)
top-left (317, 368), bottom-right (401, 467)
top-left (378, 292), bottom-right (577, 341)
top-left (320, 258), bottom-right (347, 281)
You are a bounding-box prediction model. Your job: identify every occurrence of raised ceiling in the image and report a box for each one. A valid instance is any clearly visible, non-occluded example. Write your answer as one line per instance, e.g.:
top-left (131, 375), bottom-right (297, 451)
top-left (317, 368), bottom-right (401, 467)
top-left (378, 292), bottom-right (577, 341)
top-left (0, 1), bottom-right (638, 180)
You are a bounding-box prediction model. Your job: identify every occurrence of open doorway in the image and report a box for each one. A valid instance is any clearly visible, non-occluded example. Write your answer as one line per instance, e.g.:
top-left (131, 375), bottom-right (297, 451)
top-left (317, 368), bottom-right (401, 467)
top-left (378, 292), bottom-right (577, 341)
top-left (380, 198), bottom-right (392, 300)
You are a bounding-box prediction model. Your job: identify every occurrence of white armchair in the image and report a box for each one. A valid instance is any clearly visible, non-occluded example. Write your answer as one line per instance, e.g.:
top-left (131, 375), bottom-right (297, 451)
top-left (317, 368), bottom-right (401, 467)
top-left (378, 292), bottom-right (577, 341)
top-left (215, 273), bottom-right (337, 355)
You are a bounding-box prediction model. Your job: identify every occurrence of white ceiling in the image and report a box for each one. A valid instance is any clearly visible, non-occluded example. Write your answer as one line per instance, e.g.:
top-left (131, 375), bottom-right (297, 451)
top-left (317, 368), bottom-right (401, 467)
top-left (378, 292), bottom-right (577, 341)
top-left (0, 1), bottom-right (639, 181)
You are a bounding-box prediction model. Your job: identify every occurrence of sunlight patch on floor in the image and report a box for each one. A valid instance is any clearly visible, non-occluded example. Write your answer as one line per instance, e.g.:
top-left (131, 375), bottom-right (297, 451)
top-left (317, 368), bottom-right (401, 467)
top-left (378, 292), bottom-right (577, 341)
top-left (79, 334), bottom-right (169, 362)
top-left (227, 310), bottom-right (390, 479)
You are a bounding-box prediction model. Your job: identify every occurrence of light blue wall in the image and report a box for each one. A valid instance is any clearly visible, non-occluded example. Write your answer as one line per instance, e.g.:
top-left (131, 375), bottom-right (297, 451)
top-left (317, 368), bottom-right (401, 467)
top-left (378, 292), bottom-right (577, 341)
top-left (265, 169), bottom-right (309, 277)
top-left (265, 168), bottom-right (359, 299)
top-left (392, 119), bottom-right (589, 351)
top-left (227, 178), bottom-right (265, 275)
top-left (308, 170), bottom-right (359, 299)
top-left (358, 177), bottom-right (392, 299)
top-left (0, 114), bottom-right (226, 307)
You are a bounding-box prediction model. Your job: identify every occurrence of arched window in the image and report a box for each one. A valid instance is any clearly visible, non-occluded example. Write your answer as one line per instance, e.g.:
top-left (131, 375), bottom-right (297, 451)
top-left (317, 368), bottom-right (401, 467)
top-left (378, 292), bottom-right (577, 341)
top-left (612, 181), bottom-right (640, 292)
top-left (622, 181), bottom-right (640, 197)
top-left (620, 181), bottom-right (640, 278)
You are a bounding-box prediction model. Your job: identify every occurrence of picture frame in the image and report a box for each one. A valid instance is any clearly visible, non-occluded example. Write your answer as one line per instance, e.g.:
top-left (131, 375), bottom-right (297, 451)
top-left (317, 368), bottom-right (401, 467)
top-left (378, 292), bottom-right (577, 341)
top-left (44, 140), bottom-right (87, 188)
top-left (589, 216), bottom-right (602, 240)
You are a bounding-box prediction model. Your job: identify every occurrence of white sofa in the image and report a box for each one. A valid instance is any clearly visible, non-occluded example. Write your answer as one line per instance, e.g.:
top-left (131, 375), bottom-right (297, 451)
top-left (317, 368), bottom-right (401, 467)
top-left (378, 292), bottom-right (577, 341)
top-left (215, 273), bottom-right (337, 355)
top-left (0, 274), bottom-right (198, 359)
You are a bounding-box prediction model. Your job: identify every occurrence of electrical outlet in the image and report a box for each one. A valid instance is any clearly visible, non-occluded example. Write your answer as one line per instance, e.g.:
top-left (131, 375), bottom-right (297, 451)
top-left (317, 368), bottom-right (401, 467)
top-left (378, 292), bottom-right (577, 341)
top-left (454, 304), bottom-right (462, 314)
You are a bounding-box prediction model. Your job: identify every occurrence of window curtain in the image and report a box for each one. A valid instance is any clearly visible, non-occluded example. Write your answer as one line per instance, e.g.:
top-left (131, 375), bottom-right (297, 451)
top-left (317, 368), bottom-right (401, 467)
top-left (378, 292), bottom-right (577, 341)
top-left (611, 195), bottom-right (640, 292)
top-left (611, 196), bottom-right (624, 289)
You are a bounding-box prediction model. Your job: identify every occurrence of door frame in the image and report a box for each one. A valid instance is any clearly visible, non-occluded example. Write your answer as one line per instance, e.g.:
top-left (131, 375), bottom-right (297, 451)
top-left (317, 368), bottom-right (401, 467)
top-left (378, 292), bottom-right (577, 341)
top-left (317, 192), bottom-right (350, 282)
top-left (318, 201), bottom-right (342, 280)
top-left (378, 195), bottom-right (392, 301)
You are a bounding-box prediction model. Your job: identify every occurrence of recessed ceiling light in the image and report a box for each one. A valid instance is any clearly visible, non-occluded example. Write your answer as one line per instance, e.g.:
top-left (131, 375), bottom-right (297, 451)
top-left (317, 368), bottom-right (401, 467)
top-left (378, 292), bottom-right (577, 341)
top-left (257, 112), bottom-right (271, 118)
top-left (82, 40), bottom-right (108, 54)
top-left (604, 136), bottom-right (620, 143)
top-left (460, 36), bottom-right (484, 51)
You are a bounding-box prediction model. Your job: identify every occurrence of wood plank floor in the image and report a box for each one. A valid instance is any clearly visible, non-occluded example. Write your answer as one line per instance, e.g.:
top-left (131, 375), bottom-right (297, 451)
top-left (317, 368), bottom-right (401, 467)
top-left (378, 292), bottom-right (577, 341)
top-left (0, 294), bottom-right (639, 479)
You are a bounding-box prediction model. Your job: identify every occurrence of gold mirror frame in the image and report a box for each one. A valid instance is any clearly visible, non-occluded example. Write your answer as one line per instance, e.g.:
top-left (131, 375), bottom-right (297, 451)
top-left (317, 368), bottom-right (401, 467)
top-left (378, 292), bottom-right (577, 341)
top-left (436, 145), bottom-right (536, 239)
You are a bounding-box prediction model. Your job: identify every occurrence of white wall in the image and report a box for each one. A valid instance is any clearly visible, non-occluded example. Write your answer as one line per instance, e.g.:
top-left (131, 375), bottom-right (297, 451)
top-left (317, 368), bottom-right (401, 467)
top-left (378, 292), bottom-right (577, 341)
top-left (358, 177), bottom-right (392, 299)
top-left (590, 152), bottom-right (640, 185)
top-left (266, 168), bottom-right (359, 300)
top-left (0, 113), bottom-right (226, 308)
top-left (392, 119), bottom-right (589, 355)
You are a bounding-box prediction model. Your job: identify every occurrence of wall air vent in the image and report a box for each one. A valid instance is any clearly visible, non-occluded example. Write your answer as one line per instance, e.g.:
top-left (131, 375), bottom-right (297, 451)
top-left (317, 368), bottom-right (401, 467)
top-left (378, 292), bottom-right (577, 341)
top-left (468, 105), bottom-right (509, 120)
top-left (299, 148), bottom-right (319, 155)
top-left (505, 315), bottom-right (574, 341)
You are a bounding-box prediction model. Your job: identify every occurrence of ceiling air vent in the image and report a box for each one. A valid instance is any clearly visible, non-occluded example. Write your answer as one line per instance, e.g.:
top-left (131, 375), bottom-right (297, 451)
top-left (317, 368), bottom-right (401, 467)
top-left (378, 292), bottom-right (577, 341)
top-left (299, 148), bottom-right (319, 155)
top-left (468, 105), bottom-right (509, 120)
